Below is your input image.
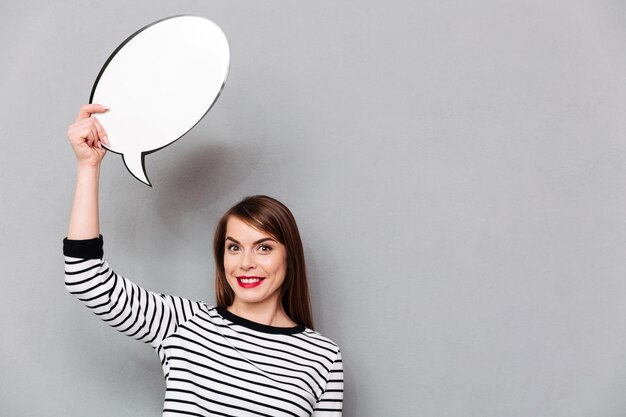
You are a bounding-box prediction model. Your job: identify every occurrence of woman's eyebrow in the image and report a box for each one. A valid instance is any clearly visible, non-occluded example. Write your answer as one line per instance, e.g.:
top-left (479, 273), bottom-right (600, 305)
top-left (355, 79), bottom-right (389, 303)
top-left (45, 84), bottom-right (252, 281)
top-left (254, 238), bottom-right (276, 245)
top-left (225, 237), bottom-right (275, 245)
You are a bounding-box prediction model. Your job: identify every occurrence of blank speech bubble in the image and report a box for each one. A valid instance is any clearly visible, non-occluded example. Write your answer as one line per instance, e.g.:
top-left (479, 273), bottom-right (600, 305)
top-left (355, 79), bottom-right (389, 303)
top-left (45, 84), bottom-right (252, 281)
top-left (90, 15), bottom-right (230, 186)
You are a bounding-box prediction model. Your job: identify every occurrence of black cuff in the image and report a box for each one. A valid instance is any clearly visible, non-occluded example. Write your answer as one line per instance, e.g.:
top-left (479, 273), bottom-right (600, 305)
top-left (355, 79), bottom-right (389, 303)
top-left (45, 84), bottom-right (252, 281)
top-left (63, 235), bottom-right (104, 259)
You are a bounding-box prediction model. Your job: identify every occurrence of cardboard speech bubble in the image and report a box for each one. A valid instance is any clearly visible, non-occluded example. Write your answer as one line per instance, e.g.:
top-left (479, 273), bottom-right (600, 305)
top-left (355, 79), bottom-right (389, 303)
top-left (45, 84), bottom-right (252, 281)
top-left (90, 15), bottom-right (230, 186)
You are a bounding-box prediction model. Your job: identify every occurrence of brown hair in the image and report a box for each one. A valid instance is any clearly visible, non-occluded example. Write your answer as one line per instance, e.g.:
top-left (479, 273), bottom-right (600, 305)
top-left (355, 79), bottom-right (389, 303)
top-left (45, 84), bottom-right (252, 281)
top-left (213, 195), bottom-right (314, 329)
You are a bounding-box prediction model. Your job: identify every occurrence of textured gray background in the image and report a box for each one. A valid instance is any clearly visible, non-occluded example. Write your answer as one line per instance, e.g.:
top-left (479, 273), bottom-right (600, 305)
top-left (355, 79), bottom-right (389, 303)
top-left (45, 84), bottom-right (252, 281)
top-left (2, 1), bottom-right (626, 416)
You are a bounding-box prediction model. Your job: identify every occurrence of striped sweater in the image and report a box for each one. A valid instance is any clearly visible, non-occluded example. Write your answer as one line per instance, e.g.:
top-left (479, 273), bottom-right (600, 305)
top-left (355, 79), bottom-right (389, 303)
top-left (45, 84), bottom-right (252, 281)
top-left (64, 236), bottom-right (343, 416)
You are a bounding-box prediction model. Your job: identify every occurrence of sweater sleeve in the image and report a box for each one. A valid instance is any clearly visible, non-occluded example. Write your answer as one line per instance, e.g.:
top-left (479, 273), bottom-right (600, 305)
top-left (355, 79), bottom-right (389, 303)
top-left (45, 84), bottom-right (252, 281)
top-left (63, 236), bottom-right (202, 349)
top-left (312, 350), bottom-right (344, 416)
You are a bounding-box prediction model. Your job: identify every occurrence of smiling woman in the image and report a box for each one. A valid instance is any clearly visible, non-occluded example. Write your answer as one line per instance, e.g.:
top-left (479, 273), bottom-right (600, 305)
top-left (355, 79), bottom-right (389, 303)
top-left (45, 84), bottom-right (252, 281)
top-left (223, 216), bottom-right (290, 318)
top-left (63, 105), bottom-right (343, 416)
top-left (214, 195), bottom-right (314, 330)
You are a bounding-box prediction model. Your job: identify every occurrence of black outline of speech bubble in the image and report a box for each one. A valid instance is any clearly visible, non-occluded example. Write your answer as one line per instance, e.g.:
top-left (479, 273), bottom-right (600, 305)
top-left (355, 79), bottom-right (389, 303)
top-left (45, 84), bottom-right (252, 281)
top-left (89, 14), bottom-right (230, 187)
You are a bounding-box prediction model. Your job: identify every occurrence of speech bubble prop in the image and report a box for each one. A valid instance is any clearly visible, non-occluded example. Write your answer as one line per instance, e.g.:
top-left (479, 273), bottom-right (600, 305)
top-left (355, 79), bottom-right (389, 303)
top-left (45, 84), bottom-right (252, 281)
top-left (90, 15), bottom-right (230, 186)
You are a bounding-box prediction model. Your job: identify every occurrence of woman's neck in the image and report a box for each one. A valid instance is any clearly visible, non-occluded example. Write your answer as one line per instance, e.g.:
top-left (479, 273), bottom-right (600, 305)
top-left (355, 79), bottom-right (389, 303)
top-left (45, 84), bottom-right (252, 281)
top-left (228, 300), bottom-right (296, 328)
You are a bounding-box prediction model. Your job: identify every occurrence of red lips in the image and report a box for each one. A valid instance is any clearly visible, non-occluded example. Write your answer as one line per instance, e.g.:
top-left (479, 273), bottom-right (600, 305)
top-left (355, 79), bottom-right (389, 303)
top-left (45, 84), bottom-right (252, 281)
top-left (236, 276), bottom-right (265, 289)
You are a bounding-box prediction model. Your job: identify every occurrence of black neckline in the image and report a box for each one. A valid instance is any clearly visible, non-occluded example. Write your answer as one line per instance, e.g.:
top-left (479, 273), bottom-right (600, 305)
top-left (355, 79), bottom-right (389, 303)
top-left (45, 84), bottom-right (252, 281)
top-left (215, 307), bottom-right (305, 335)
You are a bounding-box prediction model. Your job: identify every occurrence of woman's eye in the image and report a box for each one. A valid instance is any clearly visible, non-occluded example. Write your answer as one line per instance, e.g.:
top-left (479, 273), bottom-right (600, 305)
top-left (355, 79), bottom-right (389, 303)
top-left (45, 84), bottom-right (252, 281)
top-left (258, 245), bottom-right (272, 252)
top-left (227, 244), bottom-right (239, 252)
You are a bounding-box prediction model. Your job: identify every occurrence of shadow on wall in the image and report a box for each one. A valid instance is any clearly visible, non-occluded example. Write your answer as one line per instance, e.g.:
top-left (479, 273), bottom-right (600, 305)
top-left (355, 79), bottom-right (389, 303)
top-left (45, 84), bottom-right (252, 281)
top-left (152, 136), bottom-right (267, 235)
top-left (151, 82), bottom-right (270, 235)
top-left (100, 83), bottom-right (271, 253)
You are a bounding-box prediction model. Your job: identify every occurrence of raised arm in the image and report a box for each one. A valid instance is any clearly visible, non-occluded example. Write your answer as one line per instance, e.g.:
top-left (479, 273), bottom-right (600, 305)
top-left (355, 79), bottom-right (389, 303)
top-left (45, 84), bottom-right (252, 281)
top-left (64, 105), bottom-right (203, 356)
top-left (67, 104), bottom-right (109, 239)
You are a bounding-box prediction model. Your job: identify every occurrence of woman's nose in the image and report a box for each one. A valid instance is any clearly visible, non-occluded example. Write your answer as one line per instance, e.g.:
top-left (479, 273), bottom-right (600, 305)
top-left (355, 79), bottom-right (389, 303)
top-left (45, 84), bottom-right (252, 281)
top-left (240, 250), bottom-right (256, 269)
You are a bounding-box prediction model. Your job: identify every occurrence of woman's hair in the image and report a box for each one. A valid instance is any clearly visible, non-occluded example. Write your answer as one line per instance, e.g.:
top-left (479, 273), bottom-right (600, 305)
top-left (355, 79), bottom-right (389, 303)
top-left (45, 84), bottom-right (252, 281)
top-left (213, 195), bottom-right (314, 329)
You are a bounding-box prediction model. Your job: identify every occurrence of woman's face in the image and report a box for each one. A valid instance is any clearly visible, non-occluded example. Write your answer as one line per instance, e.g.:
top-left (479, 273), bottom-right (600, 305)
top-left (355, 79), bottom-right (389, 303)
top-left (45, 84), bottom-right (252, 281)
top-left (223, 216), bottom-right (288, 310)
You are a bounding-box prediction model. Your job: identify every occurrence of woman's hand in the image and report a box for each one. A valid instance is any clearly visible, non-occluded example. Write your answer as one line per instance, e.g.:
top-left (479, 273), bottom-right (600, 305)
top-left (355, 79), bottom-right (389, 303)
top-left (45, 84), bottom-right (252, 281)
top-left (67, 104), bottom-right (110, 168)
top-left (66, 104), bottom-right (110, 239)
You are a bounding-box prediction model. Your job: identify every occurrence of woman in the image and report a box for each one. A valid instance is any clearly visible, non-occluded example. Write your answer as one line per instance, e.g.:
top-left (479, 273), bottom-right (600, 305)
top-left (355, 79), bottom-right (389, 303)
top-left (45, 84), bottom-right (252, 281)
top-left (64, 104), bottom-right (344, 416)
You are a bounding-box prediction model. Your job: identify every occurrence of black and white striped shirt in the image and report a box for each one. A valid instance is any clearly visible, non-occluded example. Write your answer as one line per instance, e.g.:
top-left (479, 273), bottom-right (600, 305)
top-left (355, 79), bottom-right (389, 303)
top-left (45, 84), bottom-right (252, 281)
top-left (64, 236), bottom-right (343, 416)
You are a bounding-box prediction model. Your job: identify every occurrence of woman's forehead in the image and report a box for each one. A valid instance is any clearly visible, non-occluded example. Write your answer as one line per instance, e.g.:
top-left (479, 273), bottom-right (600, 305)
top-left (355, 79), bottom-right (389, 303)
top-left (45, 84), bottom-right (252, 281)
top-left (225, 216), bottom-right (275, 241)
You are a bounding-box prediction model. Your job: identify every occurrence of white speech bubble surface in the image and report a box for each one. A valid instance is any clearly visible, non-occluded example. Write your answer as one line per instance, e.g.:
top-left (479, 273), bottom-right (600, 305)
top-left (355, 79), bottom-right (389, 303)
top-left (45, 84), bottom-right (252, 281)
top-left (90, 15), bottom-right (230, 186)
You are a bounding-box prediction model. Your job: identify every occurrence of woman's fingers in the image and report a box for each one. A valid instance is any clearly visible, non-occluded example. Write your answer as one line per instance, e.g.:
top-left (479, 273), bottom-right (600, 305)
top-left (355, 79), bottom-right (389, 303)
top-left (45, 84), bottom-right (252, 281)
top-left (68, 117), bottom-right (107, 149)
top-left (75, 103), bottom-right (109, 122)
top-left (91, 116), bottom-right (109, 147)
top-left (68, 120), bottom-right (91, 145)
top-left (67, 105), bottom-right (109, 166)
top-left (86, 125), bottom-right (99, 148)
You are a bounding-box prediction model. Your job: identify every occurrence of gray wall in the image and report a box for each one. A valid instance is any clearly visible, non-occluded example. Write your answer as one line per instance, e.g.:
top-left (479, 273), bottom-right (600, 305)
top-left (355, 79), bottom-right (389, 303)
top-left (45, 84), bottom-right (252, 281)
top-left (2, 1), bottom-right (626, 416)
